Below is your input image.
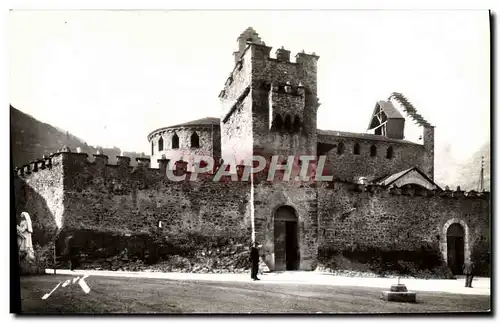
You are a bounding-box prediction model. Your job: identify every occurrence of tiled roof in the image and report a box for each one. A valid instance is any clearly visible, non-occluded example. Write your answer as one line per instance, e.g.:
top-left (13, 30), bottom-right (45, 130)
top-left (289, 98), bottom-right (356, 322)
top-left (375, 166), bottom-right (441, 190)
top-left (378, 100), bottom-right (404, 119)
top-left (317, 129), bottom-right (420, 145)
top-left (168, 117), bottom-right (220, 128)
top-left (147, 117), bottom-right (220, 139)
top-left (367, 100), bottom-right (404, 130)
top-left (376, 168), bottom-right (415, 186)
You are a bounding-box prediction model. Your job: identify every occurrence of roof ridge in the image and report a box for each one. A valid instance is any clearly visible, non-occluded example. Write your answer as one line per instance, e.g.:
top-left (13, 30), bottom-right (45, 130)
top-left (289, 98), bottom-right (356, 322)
top-left (388, 92), bottom-right (433, 127)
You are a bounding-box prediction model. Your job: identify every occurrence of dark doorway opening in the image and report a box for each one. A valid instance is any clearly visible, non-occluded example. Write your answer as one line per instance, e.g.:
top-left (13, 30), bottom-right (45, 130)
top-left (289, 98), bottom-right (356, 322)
top-left (285, 221), bottom-right (299, 270)
top-left (447, 223), bottom-right (465, 275)
top-left (274, 206), bottom-right (299, 271)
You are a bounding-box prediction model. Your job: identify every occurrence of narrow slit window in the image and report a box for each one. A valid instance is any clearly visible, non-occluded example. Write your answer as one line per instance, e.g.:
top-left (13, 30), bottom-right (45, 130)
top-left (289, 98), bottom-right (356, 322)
top-left (353, 143), bottom-right (360, 155)
top-left (337, 142), bottom-right (344, 155)
top-left (386, 146), bottom-right (394, 159)
top-left (190, 132), bottom-right (200, 148)
top-left (293, 116), bottom-right (301, 133)
top-left (158, 137), bottom-right (164, 151)
top-left (172, 133), bottom-right (179, 149)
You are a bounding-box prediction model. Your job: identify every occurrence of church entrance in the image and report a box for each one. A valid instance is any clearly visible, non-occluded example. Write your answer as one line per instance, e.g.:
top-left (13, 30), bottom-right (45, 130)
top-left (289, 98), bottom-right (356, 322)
top-left (447, 223), bottom-right (465, 275)
top-left (274, 206), bottom-right (299, 271)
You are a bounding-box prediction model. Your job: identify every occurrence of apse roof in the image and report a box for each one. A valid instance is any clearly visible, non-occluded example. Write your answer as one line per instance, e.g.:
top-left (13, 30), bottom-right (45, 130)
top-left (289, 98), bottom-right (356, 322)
top-left (147, 117), bottom-right (220, 139)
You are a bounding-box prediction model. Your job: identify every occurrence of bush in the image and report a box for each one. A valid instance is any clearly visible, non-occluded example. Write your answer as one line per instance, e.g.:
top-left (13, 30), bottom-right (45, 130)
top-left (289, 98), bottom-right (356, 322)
top-left (318, 245), bottom-right (454, 279)
top-left (33, 242), bottom-right (55, 269)
top-left (57, 228), bottom-right (253, 273)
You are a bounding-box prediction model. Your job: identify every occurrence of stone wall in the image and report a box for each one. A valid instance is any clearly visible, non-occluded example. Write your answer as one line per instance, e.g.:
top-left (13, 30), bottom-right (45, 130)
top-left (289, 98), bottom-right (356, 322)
top-left (61, 153), bottom-right (251, 235)
top-left (422, 126), bottom-right (435, 180)
top-left (13, 152), bottom-right (490, 276)
top-left (149, 126), bottom-right (219, 170)
top-left (318, 182), bottom-right (490, 274)
top-left (318, 132), bottom-right (427, 182)
top-left (220, 94), bottom-right (254, 164)
top-left (14, 152), bottom-right (253, 263)
top-left (14, 154), bottom-right (65, 246)
top-left (253, 182), bottom-right (318, 271)
top-left (220, 44), bottom-right (254, 164)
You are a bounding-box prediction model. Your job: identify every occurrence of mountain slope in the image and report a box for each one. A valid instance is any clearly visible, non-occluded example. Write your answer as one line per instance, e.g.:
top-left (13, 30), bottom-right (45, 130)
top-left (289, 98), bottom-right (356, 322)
top-left (10, 105), bottom-right (144, 168)
top-left (453, 142), bottom-right (490, 192)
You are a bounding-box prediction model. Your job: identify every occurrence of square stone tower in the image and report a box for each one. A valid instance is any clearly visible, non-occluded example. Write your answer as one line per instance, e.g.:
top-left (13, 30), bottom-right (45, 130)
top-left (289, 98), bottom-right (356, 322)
top-left (218, 28), bottom-right (321, 271)
top-left (219, 27), bottom-right (320, 164)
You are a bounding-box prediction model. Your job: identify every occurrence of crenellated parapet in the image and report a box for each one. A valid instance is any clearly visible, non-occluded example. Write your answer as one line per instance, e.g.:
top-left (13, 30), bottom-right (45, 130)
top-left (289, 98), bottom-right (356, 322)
top-left (219, 39), bottom-right (319, 101)
top-left (319, 179), bottom-right (489, 202)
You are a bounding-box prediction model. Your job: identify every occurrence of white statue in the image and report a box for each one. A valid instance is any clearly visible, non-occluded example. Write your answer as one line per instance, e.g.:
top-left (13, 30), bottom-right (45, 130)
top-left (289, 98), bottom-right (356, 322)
top-left (17, 212), bottom-right (35, 260)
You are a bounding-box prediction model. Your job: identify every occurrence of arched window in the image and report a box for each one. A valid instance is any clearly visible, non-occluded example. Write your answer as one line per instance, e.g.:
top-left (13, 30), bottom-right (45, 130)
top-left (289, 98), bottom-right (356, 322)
top-left (386, 146), bottom-right (394, 159)
top-left (158, 137), bottom-right (164, 151)
top-left (293, 116), bottom-right (301, 133)
top-left (337, 142), bottom-right (344, 155)
top-left (284, 115), bottom-right (292, 132)
top-left (151, 141), bottom-right (154, 155)
top-left (273, 114), bottom-right (284, 132)
top-left (190, 132), bottom-right (200, 148)
top-left (172, 133), bottom-right (179, 149)
top-left (353, 143), bottom-right (360, 155)
top-left (370, 145), bottom-right (377, 157)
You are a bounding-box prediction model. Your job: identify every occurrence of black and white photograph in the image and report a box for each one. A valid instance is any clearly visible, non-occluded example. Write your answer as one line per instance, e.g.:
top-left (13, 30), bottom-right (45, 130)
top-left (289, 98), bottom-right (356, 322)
top-left (8, 7), bottom-right (492, 315)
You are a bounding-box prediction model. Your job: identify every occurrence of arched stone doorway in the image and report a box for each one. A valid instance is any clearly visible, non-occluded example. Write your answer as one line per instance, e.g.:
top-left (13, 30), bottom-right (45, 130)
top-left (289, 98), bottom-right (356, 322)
top-left (274, 206), bottom-right (299, 271)
top-left (446, 223), bottom-right (465, 275)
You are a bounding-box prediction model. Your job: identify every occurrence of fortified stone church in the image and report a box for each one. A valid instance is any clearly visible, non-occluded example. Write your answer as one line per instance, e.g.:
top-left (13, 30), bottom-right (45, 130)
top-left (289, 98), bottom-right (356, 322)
top-left (14, 28), bottom-right (490, 276)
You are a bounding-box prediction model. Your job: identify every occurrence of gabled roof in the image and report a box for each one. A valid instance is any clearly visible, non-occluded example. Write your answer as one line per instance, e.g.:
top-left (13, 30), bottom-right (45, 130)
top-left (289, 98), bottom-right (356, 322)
top-left (367, 100), bottom-right (404, 130)
top-left (376, 166), bottom-right (441, 191)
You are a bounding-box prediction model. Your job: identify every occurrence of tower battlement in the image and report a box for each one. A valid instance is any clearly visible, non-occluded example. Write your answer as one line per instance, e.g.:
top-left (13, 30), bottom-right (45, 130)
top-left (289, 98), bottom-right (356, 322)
top-left (318, 180), bottom-right (489, 201)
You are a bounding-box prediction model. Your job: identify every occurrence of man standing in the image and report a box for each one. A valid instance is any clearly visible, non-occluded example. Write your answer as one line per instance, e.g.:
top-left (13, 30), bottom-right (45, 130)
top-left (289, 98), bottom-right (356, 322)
top-left (463, 260), bottom-right (475, 288)
top-left (250, 242), bottom-right (261, 281)
top-left (63, 234), bottom-right (79, 271)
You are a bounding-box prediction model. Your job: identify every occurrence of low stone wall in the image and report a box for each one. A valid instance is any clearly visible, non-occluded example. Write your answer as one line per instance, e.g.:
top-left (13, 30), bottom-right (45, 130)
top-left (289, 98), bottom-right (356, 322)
top-left (318, 182), bottom-right (490, 277)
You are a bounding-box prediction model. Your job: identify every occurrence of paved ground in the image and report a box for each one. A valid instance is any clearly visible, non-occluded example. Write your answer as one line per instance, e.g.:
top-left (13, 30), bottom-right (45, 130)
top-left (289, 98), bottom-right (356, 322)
top-left (20, 273), bottom-right (490, 313)
top-left (45, 269), bottom-right (490, 296)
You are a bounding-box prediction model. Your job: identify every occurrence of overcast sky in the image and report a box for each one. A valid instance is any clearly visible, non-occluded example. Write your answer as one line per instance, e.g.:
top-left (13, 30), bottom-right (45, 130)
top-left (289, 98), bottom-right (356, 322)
top-left (9, 10), bottom-right (490, 162)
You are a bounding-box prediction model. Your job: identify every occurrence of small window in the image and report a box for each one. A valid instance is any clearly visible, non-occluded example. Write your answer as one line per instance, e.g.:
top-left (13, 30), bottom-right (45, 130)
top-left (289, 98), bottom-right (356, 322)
top-left (172, 133), bottom-right (179, 149)
top-left (353, 143), bottom-right (360, 155)
top-left (273, 114), bottom-right (284, 132)
top-left (151, 141), bottom-right (154, 155)
top-left (158, 137), bottom-right (164, 151)
top-left (191, 132), bottom-right (200, 148)
top-left (386, 146), bottom-right (393, 159)
top-left (284, 115), bottom-right (292, 132)
top-left (370, 145), bottom-right (377, 157)
top-left (293, 116), bottom-right (301, 133)
top-left (337, 142), bottom-right (344, 155)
